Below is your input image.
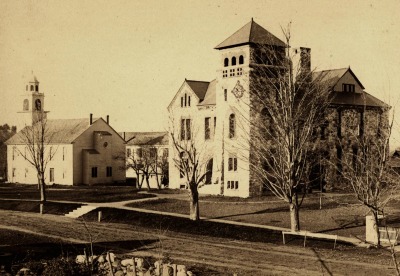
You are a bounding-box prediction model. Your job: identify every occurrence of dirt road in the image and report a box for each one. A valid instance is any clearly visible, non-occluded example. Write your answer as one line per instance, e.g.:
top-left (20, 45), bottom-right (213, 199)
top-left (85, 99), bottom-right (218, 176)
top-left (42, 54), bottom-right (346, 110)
top-left (0, 210), bottom-right (396, 275)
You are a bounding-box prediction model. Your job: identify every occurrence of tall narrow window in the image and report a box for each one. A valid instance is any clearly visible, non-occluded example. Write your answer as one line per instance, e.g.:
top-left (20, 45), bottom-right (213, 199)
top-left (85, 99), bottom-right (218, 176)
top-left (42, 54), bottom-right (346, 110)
top-left (359, 111), bottom-right (364, 137)
top-left (232, 57), bottom-right (236, 66)
top-left (127, 148), bottom-right (131, 157)
top-left (30, 85), bottom-right (34, 91)
top-left (239, 55), bottom-right (244, 65)
top-left (336, 146), bottom-right (342, 176)
top-left (224, 89), bottom-right (227, 101)
top-left (214, 117), bottom-right (217, 132)
top-left (224, 58), bottom-right (229, 67)
top-left (185, 93), bottom-right (187, 107)
top-left (23, 99), bottom-right (29, 111)
top-left (229, 114), bottom-right (236, 138)
top-left (337, 110), bottom-right (342, 138)
top-left (106, 166), bottom-right (112, 177)
top-left (186, 119), bottom-right (191, 140)
top-left (228, 156), bottom-right (238, 171)
top-left (91, 167), bottom-right (98, 178)
top-left (50, 168), bottom-right (54, 182)
top-left (188, 96), bottom-right (191, 107)
top-left (181, 97), bottom-right (183, 107)
top-left (49, 146), bottom-right (53, 160)
top-left (137, 148), bottom-right (143, 158)
top-left (205, 117), bottom-right (211, 140)
top-left (181, 119), bottom-right (185, 140)
top-left (150, 148), bottom-right (157, 159)
top-left (62, 147), bottom-right (65, 161)
top-left (181, 119), bottom-right (191, 140)
top-left (35, 85), bottom-right (38, 92)
top-left (180, 152), bottom-right (188, 179)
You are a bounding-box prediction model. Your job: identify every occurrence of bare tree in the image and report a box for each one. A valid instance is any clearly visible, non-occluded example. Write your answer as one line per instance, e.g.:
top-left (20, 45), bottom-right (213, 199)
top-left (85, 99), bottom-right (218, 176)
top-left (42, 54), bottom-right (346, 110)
top-left (170, 119), bottom-right (211, 221)
top-left (339, 110), bottom-right (397, 246)
top-left (18, 112), bottom-right (56, 214)
top-left (244, 25), bottom-right (331, 231)
top-left (149, 147), bottom-right (169, 189)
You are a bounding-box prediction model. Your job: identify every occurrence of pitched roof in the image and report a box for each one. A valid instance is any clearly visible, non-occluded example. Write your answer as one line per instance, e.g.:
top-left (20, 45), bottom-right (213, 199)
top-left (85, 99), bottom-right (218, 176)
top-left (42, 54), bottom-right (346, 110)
top-left (312, 67), bottom-right (387, 108)
top-left (198, 79), bottom-right (216, 106)
top-left (122, 132), bottom-right (169, 146)
top-left (6, 118), bottom-right (99, 145)
top-left (313, 67), bottom-right (365, 90)
top-left (215, 20), bottom-right (286, 50)
top-left (186, 80), bottom-right (210, 101)
top-left (330, 91), bottom-right (388, 108)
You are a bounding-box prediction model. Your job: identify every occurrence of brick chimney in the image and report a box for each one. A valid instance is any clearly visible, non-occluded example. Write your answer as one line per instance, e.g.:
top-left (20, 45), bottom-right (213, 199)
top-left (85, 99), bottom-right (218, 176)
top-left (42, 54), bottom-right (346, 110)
top-left (90, 113), bottom-right (93, 125)
top-left (106, 115), bottom-right (109, 124)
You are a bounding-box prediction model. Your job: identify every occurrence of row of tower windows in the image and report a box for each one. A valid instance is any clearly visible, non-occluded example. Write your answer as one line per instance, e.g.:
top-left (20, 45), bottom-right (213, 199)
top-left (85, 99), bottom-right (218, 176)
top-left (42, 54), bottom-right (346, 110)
top-left (223, 67), bottom-right (243, 78)
top-left (26, 85), bottom-right (39, 92)
top-left (224, 55), bottom-right (244, 67)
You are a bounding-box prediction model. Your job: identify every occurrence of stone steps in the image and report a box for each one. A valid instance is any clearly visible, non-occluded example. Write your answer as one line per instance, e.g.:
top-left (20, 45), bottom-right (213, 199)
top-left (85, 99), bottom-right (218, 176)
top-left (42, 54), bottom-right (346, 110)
top-left (65, 205), bottom-right (97, 218)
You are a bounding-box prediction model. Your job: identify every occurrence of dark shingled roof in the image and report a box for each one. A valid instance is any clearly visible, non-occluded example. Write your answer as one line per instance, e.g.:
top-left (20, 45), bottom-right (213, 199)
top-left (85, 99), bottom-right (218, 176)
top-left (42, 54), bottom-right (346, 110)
top-left (215, 20), bottom-right (286, 50)
top-left (6, 118), bottom-right (99, 145)
top-left (186, 80), bottom-right (210, 101)
top-left (313, 67), bottom-right (365, 90)
top-left (330, 91), bottom-right (388, 108)
top-left (313, 68), bottom-right (387, 108)
top-left (122, 132), bottom-right (169, 146)
top-left (198, 79), bottom-right (216, 106)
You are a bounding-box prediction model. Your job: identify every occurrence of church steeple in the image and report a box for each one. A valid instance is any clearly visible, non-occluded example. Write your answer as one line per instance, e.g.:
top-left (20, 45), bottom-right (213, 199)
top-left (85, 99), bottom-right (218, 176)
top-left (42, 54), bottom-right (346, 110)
top-left (19, 74), bottom-right (48, 126)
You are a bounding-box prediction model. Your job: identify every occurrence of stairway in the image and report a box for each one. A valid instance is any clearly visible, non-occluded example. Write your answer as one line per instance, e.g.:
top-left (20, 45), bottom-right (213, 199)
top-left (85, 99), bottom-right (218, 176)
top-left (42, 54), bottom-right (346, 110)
top-left (65, 205), bottom-right (98, 218)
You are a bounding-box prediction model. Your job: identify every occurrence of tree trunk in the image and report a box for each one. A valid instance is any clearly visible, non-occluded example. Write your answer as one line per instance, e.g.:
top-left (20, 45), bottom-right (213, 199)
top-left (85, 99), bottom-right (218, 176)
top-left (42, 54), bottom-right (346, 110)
top-left (139, 174), bottom-right (145, 189)
top-left (136, 172), bottom-right (141, 189)
top-left (145, 174), bottom-right (150, 190)
top-left (39, 172), bottom-right (46, 215)
top-left (289, 202), bottom-right (300, 231)
top-left (373, 210), bottom-right (381, 246)
top-left (189, 187), bottom-right (200, 221)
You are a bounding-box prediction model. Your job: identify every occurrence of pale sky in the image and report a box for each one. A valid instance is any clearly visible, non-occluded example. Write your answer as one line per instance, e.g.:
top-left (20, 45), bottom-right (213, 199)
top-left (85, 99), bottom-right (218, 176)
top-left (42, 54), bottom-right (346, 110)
top-left (1, 0), bottom-right (399, 147)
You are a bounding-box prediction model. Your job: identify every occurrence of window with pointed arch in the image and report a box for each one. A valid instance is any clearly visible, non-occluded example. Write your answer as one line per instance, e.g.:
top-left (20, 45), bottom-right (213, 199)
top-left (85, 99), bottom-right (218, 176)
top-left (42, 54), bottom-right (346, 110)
top-left (229, 113), bottom-right (236, 138)
top-left (224, 58), bottom-right (229, 67)
top-left (231, 56), bottom-right (237, 66)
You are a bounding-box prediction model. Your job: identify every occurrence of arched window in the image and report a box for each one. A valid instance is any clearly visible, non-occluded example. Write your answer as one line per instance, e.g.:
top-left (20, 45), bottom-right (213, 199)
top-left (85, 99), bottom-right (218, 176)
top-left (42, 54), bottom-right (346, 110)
top-left (35, 85), bottom-right (38, 92)
top-left (229, 113), bottom-right (235, 138)
top-left (30, 85), bottom-right (34, 91)
top-left (35, 99), bottom-right (41, 111)
top-left (224, 58), bottom-right (229, 67)
top-left (231, 57), bottom-right (236, 66)
top-left (23, 99), bottom-right (29, 111)
top-left (239, 55), bottom-right (244, 65)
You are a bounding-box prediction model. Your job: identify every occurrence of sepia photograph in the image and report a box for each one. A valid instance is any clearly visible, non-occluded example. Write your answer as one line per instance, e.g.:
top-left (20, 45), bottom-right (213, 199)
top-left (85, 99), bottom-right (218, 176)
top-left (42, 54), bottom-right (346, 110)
top-left (0, 0), bottom-right (400, 275)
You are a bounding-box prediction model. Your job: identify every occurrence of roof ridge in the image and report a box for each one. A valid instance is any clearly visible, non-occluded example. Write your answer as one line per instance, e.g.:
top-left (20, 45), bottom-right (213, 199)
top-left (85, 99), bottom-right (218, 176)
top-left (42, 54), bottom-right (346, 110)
top-left (186, 79), bottom-right (210, 83)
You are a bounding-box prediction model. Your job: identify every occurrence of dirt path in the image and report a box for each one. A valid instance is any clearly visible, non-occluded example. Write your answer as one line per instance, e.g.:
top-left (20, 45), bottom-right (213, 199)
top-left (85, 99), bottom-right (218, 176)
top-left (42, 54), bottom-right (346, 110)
top-left (0, 210), bottom-right (396, 275)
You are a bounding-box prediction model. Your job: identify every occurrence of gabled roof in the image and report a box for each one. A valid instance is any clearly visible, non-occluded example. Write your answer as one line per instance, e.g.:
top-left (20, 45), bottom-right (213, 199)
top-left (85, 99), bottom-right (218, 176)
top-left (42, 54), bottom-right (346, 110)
top-left (312, 67), bottom-right (387, 108)
top-left (313, 67), bottom-right (365, 90)
top-left (198, 79), bottom-right (216, 106)
top-left (186, 80), bottom-right (210, 101)
top-left (215, 19), bottom-right (286, 50)
top-left (122, 132), bottom-right (169, 146)
top-left (330, 91), bottom-right (388, 108)
top-left (6, 118), bottom-right (100, 145)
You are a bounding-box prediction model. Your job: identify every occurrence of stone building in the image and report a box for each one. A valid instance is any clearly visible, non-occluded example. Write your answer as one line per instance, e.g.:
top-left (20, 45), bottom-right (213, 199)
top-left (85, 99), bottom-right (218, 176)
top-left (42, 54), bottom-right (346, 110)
top-left (6, 77), bottom-right (126, 185)
top-left (168, 19), bottom-right (388, 197)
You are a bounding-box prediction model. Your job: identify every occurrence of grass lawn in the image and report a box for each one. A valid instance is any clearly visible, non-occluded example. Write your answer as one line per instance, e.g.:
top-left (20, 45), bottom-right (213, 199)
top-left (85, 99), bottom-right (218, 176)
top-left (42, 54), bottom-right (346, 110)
top-left (0, 200), bottom-right (81, 215)
top-left (126, 192), bottom-right (400, 239)
top-left (0, 184), bottom-right (155, 202)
